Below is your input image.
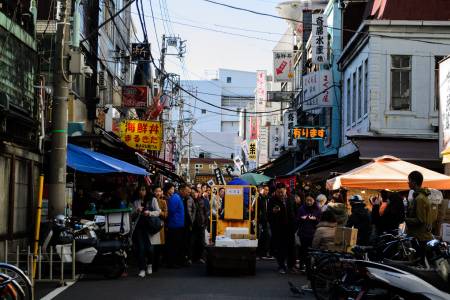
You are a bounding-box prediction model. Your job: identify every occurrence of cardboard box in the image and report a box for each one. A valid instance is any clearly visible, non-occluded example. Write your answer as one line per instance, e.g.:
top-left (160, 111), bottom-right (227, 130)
top-left (334, 227), bottom-right (358, 247)
top-left (215, 236), bottom-right (237, 247)
top-left (441, 223), bottom-right (450, 242)
top-left (225, 227), bottom-right (249, 238)
top-left (329, 244), bottom-right (353, 254)
top-left (234, 239), bottom-right (258, 248)
top-left (230, 234), bottom-right (256, 240)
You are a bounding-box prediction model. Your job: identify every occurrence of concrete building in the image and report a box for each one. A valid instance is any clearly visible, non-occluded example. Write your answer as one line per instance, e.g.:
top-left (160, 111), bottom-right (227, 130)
top-left (0, 1), bottom-right (41, 250)
top-left (180, 69), bottom-right (256, 159)
top-left (180, 157), bottom-right (234, 184)
top-left (338, 0), bottom-right (450, 169)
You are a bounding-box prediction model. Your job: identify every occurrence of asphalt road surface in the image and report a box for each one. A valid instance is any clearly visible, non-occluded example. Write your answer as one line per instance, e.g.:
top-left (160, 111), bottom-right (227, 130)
top-left (44, 261), bottom-right (315, 300)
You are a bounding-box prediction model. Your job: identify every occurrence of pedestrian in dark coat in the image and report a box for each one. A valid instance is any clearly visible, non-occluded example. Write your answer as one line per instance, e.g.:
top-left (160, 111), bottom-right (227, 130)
top-left (347, 195), bottom-right (371, 246)
top-left (268, 183), bottom-right (297, 274)
top-left (372, 192), bottom-right (405, 235)
top-left (257, 184), bottom-right (272, 259)
top-left (297, 195), bottom-right (321, 268)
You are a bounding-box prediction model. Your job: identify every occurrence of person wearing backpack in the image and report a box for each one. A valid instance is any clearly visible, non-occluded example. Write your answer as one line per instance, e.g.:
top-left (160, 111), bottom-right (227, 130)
top-left (406, 171), bottom-right (433, 255)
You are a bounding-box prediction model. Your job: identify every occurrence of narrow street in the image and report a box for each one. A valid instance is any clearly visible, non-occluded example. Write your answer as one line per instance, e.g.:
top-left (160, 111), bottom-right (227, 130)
top-left (38, 261), bottom-right (312, 300)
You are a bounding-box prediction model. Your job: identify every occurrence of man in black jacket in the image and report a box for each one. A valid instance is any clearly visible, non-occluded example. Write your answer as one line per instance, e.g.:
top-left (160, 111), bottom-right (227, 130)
top-left (347, 195), bottom-right (371, 246)
top-left (268, 183), bottom-right (297, 274)
top-left (257, 184), bottom-right (272, 259)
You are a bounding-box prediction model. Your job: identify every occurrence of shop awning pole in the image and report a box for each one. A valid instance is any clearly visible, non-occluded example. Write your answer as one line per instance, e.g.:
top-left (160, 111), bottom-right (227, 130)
top-left (33, 175), bottom-right (44, 279)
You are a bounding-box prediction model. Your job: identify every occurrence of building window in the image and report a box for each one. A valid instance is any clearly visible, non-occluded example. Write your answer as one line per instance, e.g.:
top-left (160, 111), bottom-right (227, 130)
top-left (357, 66), bottom-right (363, 120)
top-left (435, 56), bottom-right (444, 111)
top-left (201, 109), bottom-right (206, 114)
top-left (391, 55), bottom-right (411, 110)
top-left (352, 72), bottom-right (357, 124)
top-left (104, 0), bottom-right (115, 41)
top-left (226, 77), bottom-right (232, 83)
top-left (364, 59), bottom-right (368, 115)
top-left (346, 78), bottom-right (351, 127)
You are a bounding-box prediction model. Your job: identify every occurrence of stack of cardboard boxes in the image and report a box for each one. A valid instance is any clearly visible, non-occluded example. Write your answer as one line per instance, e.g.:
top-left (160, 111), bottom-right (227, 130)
top-left (438, 199), bottom-right (450, 242)
top-left (215, 227), bottom-right (258, 248)
top-left (331, 227), bottom-right (358, 253)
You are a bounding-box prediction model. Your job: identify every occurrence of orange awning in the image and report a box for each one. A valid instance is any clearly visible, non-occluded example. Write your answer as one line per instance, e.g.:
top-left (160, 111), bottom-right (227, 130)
top-left (327, 155), bottom-right (450, 190)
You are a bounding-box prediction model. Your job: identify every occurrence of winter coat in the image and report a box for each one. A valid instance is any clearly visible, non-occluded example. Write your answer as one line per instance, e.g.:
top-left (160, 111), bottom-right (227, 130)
top-left (346, 204), bottom-right (371, 246)
top-left (268, 195), bottom-right (296, 232)
top-left (167, 193), bottom-right (185, 229)
top-left (184, 196), bottom-right (197, 228)
top-left (406, 189), bottom-right (433, 241)
top-left (312, 221), bottom-right (337, 250)
top-left (326, 202), bottom-right (348, 225)
top-left (156, 197), bottom-right (168, 244)
top-left (258, 195), bottom-right (269, 225)
top-left (194, 196), bottom-right (208, 228)
top-left (297, 204), bottom-right (321, 240)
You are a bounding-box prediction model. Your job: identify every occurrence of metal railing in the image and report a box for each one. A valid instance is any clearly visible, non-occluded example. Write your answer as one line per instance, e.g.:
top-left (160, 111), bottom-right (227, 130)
top-left (2, 240), bottom-right (77, 287)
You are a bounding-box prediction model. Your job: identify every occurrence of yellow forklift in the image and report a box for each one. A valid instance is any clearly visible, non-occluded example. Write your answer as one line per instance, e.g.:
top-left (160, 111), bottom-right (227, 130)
top-left (206, 184), bottom-right (258, 275)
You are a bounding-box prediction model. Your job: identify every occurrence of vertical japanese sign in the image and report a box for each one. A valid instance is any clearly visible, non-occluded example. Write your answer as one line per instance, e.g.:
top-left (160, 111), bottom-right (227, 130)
top-left (284, 110), bottom-right (297, 149)
top-left (120, 120), bottom-right (162, 151)
top-left (256, 70), bottom-right (267, 112)
top-left (273, 52), bottom-right (294, 82)
top-left (241, 140), bottom-right (249, 159)
top-left (302, 70), bottom-right (333, 110)
top-left (248, 140), bottom-right (257, 161)
top-left (249, 116), bottom-right (259, 140)
top-left (131, 43), bottom-right (151, 61)
top-left (312, 14), bottom-right (328, 65)
top-left (258, 127), bottom-right (269, 166)
top-left (233, 156), bottom-right (245, 173)
top-left (269, 126), bottom-right (284, 159)
top-left (440, 58), bottom-right (450, 157)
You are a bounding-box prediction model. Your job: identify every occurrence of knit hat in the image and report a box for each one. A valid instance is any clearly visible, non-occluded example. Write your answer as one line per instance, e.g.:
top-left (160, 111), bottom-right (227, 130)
top-left (349, 194), bottom-right (363, 205)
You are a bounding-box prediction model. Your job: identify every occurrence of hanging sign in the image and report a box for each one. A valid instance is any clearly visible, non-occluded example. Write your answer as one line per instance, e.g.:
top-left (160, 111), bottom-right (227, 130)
top-left (122, 86), bottom-right (149, 108)
top-left (248, 140), bottom-right (257, 161)
top-left (302, 70), bottom-right (333, 110)
top-left (269, 126), bottom-right (284, 158)
top-left (439, 57), bottom-right (450, 157)
top-left (241, 140), bottom-right (249, 159)
top-left (312, 14), bottom-right (328, 65)
top-left (249, 116), bottom-right (259, 140)
top-left (131, 43), bottom-right (151, 61)
top-left (256, 70), bottom-right (267, 112)
top-left (120, 120), bottom-right (162, 150)
top-left (258, 127), bottom-right (269, 166)
top-left (284, 110), bottom-right (297, 149)
top-left (214, 168), bottom-right (226, 185)
top-left (293, 126), bottom-right (326, 140)
top-left (273, 51), bottom-right (294, 82)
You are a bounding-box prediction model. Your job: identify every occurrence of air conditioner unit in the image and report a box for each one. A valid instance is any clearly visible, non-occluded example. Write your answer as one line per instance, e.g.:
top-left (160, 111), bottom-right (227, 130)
top-left (98, 71), bottom-right (106, 90)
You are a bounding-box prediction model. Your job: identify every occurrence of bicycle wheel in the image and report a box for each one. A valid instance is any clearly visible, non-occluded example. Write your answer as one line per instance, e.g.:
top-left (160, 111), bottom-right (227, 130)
top-left (311, 255), bottom-right (344, 300)
top-left (0, 263), bottom-right (32, 300)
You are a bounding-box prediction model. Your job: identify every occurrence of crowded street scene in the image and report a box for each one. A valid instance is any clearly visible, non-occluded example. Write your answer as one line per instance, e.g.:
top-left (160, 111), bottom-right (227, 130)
top-left (2, 0), bottom-right (450, 299)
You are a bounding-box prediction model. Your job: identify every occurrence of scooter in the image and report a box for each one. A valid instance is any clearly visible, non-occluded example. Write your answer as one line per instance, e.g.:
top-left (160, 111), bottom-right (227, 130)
top-left (42, 215), bottom-right (127, 279)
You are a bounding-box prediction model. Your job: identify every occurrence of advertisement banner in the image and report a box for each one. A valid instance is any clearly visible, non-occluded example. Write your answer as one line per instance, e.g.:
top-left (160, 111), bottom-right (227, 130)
top-left (249, 116), bottom-right (259, 140)
top-left (256, 70), bottom-right (267, 112)
top-left (122, 86), bottom-right (149, 108)
top-left (293, 126), bottom-right (327, 140)
top-left (269, 126), bottom-right (284, 159)
top-left (120, 120), bottom-right (162, 151)
top-left (248, 140), bottom-right (257, 161)
top-left (258, 127), bottom-right (269, 166)
top-left (284, 110), bottom-right (297, 149)
top-left (302, 70), bottom-right (333, 110)
top-left (241, 140), bottom-right (249, 159)
top-left (273, 51), bottom-right (294, 82)
top-left (439, 58), bottom-right (450, 157)
top-left (312, 14), bottom-right (329, 65)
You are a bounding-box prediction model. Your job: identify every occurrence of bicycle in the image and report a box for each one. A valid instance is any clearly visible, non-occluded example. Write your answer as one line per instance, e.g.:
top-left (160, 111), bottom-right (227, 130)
top-left (0, 263), bottom-right (32, 300)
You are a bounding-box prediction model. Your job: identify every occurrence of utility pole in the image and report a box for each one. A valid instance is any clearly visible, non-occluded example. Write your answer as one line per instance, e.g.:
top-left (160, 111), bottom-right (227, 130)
top-left (48, 0), bottom-right (71, 217)
top-left (160, 34), bottom-right (166, 88)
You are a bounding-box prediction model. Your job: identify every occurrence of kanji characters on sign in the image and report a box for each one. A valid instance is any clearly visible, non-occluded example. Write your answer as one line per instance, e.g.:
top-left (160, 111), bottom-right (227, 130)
top-left (120, 120), bottom-right (162, 151)
top-left (312, 14), bottom-right (328, 65)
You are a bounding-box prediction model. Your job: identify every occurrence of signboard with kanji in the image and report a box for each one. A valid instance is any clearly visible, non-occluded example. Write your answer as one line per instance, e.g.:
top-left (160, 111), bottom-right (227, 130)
top-left (312, 14), bottom-right (328, 65)
top-left (131, 43), bottom-right (151, 61)
top-left (273, 51), bottom-right (294, 82)
top-left (120, 120), bottom-right (162, 151)
top-left (122, 86), bottom-right (149, 108)
top-left (293, 127), bottom-right (326, 140)
top-left (258, 127), bottom-right (269, 166)
top-left (256, 70), bottom-right (267, 112)
top-left (248, 140), bottom-right (257, 161)
top-left (269, 125), bottom-right (284, 159)
top-left (284, 110), bottom-right (297, 149)
top-left (249, 116), bottom-right (259, 140)
top-left (302, 70), bottom-right (333, 110)
top-left (439, 57), bottom-right (450, 155)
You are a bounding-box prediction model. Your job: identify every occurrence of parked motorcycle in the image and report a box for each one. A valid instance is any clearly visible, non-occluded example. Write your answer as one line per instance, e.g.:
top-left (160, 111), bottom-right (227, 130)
top-left (42, 215), bottom-right (127, 279)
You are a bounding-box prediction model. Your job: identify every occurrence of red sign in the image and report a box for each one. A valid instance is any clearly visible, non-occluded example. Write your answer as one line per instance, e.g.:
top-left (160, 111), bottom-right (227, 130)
top-left (250, 116), bottom-right (259, 140)
top-left (275, 176), bottom-right (297, 197)
top-left (122, 86), bottom-right (149, 108)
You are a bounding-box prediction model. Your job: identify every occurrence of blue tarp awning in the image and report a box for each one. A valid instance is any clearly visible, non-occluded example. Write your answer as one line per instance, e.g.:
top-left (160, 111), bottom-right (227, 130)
top-left (67, 144), bottom-right (148, 175)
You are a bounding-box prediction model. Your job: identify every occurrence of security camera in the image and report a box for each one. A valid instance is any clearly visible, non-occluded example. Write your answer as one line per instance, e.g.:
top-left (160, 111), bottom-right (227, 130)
top-left (82, 66), bottom-right (93, 77)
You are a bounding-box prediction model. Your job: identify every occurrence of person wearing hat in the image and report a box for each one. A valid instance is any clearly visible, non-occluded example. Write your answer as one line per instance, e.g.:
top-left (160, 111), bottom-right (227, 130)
top-left (346, 195), bottom-right (371, 246)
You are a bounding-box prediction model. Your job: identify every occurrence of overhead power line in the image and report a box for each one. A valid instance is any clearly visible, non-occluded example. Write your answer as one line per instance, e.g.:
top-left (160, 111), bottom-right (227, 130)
top-left (201, 0), bottom-right (450, 47)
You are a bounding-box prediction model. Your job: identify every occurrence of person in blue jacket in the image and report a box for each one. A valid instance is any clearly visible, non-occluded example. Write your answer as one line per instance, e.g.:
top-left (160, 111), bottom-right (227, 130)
top-left (166, 183), bottom-right (190, 267)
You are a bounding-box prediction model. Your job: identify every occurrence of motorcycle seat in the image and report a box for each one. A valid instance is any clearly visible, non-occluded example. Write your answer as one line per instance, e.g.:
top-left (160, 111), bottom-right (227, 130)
top-left (96, 240), bottom-right (123, 253)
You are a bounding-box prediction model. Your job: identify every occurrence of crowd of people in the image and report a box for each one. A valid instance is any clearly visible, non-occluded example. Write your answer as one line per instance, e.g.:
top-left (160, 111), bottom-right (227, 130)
top-left (121, 170), bottom-right (435, 277)
top-left (257, 170), bottom-right (434, 274)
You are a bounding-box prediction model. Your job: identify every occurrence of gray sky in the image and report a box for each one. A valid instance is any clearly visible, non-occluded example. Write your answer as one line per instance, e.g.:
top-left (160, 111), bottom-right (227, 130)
top-left (132, 0), bottom-right (287, 80)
